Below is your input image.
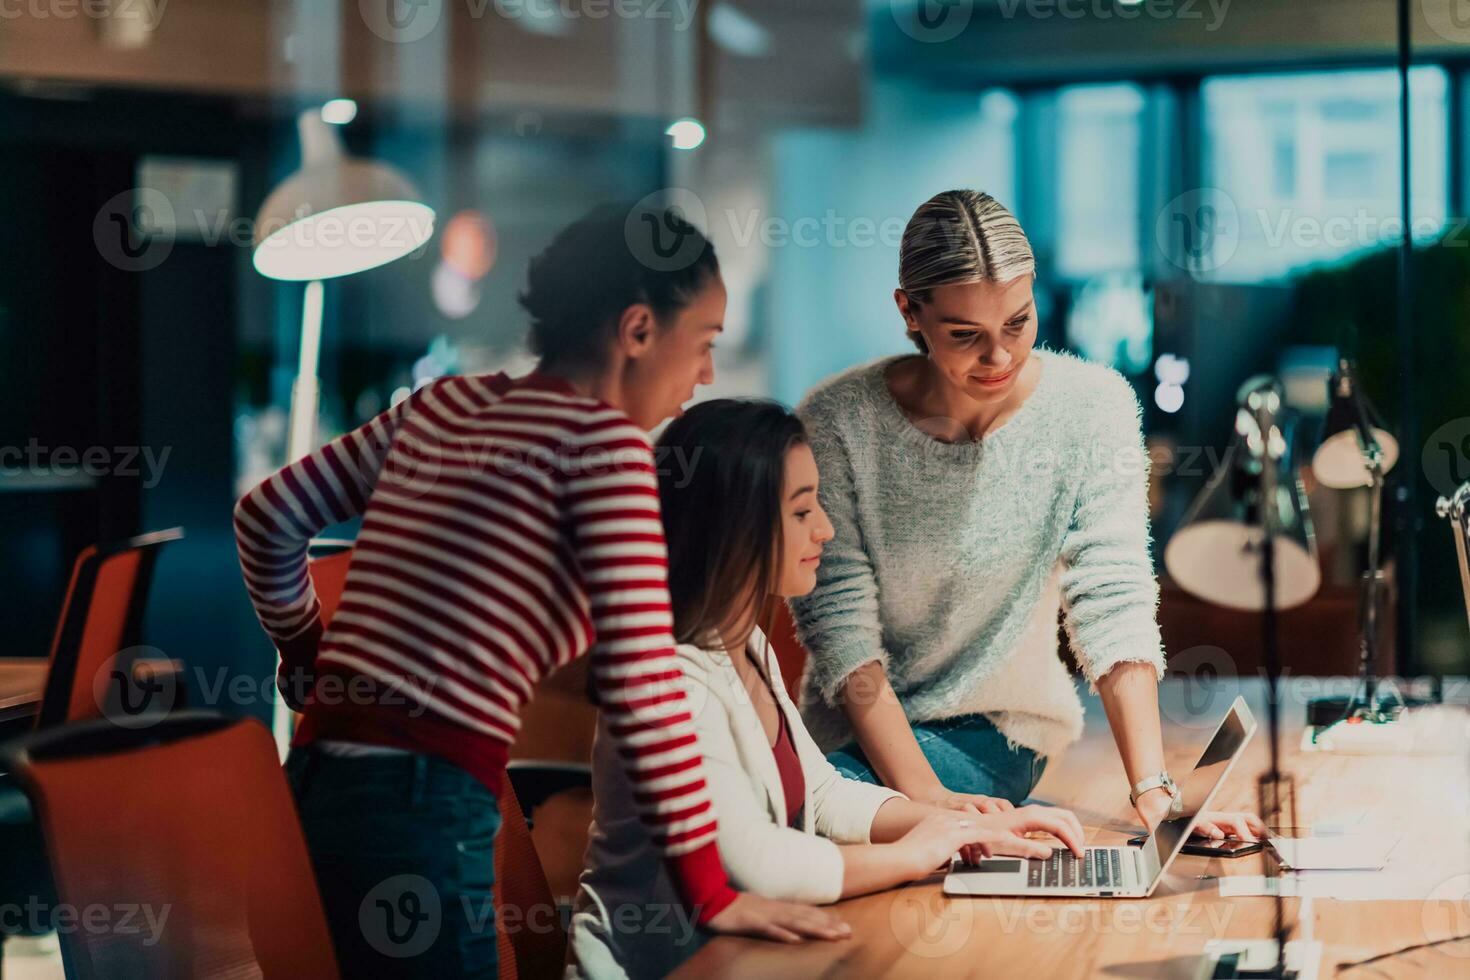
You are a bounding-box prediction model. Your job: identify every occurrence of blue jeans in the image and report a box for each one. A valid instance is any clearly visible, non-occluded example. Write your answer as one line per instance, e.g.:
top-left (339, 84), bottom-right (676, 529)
top-left (285, 747), bottom-right (501, 979)
top-left (827, 713), bottom-right (1047, 802)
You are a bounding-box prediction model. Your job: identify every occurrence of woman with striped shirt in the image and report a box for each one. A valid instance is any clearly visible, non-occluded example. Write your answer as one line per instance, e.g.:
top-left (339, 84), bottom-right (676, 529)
top-left (234, 204), bottom-right (847, 978)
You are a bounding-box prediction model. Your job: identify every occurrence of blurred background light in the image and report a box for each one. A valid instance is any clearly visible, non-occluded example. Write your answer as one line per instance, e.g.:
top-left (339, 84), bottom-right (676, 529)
top-left (666, 118), bottom-right (706, 151)
top-left (1066, 273), bottom-right (1154, 376)
top-left (709, 4), bottom-right (772, 58)
top-left (439, 210), bottom-right (498, 280)
top-left (320, 98), bottom-right (357, 125)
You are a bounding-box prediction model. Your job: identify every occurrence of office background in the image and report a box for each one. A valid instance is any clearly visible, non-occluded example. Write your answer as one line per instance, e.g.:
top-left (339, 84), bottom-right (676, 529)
top-left (2, 0), bottom-right (1468, 727)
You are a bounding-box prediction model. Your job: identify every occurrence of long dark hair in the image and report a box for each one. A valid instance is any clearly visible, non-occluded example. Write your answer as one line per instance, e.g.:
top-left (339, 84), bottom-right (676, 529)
top-left (656, 399), bottom-right (807, 651)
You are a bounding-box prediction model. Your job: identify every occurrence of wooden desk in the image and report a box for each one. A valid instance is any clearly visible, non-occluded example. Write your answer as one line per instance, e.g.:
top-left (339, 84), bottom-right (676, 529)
top-left (674, 678), bottom-right (1470, 979)
top-left (0, 657), bottom-right (47, 725)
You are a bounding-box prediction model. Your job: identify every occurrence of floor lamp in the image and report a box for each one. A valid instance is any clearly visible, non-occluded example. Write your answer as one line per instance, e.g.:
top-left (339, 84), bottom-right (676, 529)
top-left (252, 107), bottom-right (435, 750)
top-left (1164, 377), bottom-right (1322, 979)
top-left (1306, 359), bottom-right (1404, 729)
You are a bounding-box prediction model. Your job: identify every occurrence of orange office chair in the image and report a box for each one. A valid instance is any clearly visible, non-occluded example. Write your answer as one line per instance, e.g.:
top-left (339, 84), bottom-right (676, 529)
top-left (764, 600), bottom-right (810, 701)
top-left (1, 528), bottom-right (184, 960)
top-left (35, 527), bottom-right (184, 729)
top-left (0, 712), bottom-right (338, 978)
top-left (305, 537), bottom-right (354, 625)
top-left (306, 540), bottom-right (582, 977)
top-left (493, 778), bottom-right (569, 979)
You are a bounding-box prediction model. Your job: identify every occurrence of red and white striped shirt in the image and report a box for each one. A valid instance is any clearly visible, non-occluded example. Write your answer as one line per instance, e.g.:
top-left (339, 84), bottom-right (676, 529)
top-left (234, 372), bottom-right (736, 920)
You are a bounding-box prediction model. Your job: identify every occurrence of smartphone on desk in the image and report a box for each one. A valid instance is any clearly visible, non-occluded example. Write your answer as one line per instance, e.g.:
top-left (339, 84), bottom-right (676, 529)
top-left (1126, 834), bottom-right (1265, 858)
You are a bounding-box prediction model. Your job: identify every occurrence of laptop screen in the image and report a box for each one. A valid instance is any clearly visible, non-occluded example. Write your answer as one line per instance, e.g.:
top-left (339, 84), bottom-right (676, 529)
top-left (1147, 696), bottom-right (1257, 873)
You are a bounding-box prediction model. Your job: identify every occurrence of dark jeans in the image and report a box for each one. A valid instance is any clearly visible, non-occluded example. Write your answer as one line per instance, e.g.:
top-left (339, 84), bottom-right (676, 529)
top-left (826, 713), bottom-right (1047, 803)
top-left (285, 747), bottom-right (501, 979)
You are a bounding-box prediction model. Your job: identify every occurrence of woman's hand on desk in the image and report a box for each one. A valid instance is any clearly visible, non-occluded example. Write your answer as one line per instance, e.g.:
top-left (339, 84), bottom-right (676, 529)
top-left (912, 787), bottom-right (1014, 815)
top-left (1190, 811), bottom-right (1268, 842)
top-left (706, 894), bottom-right (851, 944)
top-left (1134, 788), bottom-right (1267, 840)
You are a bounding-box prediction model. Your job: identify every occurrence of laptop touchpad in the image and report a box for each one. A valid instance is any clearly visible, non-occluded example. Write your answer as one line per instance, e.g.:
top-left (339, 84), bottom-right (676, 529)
top-left (962, 859), bottom-right (1024, 873)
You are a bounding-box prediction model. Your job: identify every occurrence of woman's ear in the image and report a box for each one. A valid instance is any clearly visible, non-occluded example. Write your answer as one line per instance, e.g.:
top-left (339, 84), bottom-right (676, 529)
top-left (894, 288), bottom-right (925, 349)
top-left (894, 288), bottom-right (920, 330)
top-left (615, 303), bottom-right (657, 359)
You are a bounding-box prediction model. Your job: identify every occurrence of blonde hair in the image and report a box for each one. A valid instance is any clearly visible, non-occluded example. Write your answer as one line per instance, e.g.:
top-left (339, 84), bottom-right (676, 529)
top-left (898, 190), bottom-right (1035, 353)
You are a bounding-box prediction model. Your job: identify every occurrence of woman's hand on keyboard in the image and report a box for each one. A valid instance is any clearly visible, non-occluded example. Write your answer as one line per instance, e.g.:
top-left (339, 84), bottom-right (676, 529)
top-left (898, 810), bottom-right (1010, 874)
top-left (953, 805), bottom-right (1087, 864)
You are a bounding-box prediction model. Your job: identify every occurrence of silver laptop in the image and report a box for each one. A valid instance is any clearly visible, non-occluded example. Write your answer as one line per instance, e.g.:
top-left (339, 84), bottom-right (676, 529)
top-left (944, 695), bottom-right (1257, 899)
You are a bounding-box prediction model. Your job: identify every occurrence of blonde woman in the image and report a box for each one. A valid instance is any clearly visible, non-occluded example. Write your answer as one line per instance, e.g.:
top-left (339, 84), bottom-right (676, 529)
top-left (791, 190), bottom-right (1266, 840)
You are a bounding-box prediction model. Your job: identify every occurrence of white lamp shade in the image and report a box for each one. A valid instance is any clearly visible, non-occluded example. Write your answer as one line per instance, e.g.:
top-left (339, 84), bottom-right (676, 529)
top-left (1165, 429), bottom-right (1322, 611)
top-left (252, 110), bottom-right (435, 281)
top-left (1312, 427), bottom-right (1399, 489)
top-left (1165, 521), bottom-right (1322, 611)
top-left (1311, 360), bottom-right (1398, 489)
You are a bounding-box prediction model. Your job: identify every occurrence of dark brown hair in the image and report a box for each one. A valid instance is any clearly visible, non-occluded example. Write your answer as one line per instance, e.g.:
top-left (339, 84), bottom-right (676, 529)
top-left (520, 202), bottom-right (720, 370)
top-left (656, 399), bottom-right (807, 651)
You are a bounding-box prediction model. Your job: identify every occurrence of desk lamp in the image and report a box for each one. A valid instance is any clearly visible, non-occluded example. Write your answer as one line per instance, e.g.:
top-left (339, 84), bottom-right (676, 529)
top-left (1305, 359), bottom-right (1409, 731)
top-left (1165, 377), bottom-right (1321, 979)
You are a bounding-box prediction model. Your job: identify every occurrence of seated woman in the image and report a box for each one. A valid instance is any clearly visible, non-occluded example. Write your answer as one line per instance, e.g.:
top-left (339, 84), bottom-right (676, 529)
top-left (569, 399), bottom-right (1086, 979)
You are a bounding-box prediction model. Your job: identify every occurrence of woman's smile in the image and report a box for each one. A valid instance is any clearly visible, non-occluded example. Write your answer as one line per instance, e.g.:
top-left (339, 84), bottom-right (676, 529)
top-left (972, 366), bottom-right (1017, 389)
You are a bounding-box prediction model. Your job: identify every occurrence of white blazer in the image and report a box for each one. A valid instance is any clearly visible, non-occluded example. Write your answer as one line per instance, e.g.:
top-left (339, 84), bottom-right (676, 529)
top-left (568, 629), bottom-right (905, 980)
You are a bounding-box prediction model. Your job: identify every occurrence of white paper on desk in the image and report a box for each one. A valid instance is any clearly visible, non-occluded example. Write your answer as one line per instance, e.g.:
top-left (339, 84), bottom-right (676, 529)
top-left (1219, 868), bottom-right (1444, 901)
top-left (1267, 834), bottom-right (1398, 870)
top-left (1219, 875), bottom-right (1296, 898)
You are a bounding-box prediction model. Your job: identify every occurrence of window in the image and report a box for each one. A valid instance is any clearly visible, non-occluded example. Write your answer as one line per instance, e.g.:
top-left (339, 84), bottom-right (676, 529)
top-left (1200, 67), bottom-right (1449, 282)
top-left (1055, 84), bottom-right (1146, 279)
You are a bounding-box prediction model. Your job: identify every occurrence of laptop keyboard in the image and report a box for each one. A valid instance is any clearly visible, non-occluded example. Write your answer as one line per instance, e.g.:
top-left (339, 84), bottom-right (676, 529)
top-left (1027, 848), bottom-right (1125, 889)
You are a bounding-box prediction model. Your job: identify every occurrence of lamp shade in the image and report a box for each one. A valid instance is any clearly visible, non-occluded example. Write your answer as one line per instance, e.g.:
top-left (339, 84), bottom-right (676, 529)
top-left (1164, 378), bottom-right (1321, 611)
top-left (252, 110), bottom-right (435, 281)
top-left (1311, 359), bottom-right (1398, 489)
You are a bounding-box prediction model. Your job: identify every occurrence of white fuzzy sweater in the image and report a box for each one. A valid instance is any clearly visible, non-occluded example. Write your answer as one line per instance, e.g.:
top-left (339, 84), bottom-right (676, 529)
top-left (790, 349), bottom-right (1167, 761)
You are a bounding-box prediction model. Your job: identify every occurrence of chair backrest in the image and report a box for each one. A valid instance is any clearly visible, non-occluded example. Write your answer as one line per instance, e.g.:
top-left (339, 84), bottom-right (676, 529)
top-left (306, 540), bottom-right (569, 979)
top-left (1, 712), bottom-right (338, 979)
top-left (765, 601), bottom-right (809, 701)
top-left (306, 539), bottom-right (354, 625)
top-left (494, 780), bottom-right (567, 980)
top-left (37, 528), bottom-right (183, 730)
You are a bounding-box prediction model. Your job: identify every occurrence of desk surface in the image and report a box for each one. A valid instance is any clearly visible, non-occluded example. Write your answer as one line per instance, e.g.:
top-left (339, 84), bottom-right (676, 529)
top-left (0, 657), bottom-right (48, 723)
top-left (674, 678), bottom-right (1470, 979)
